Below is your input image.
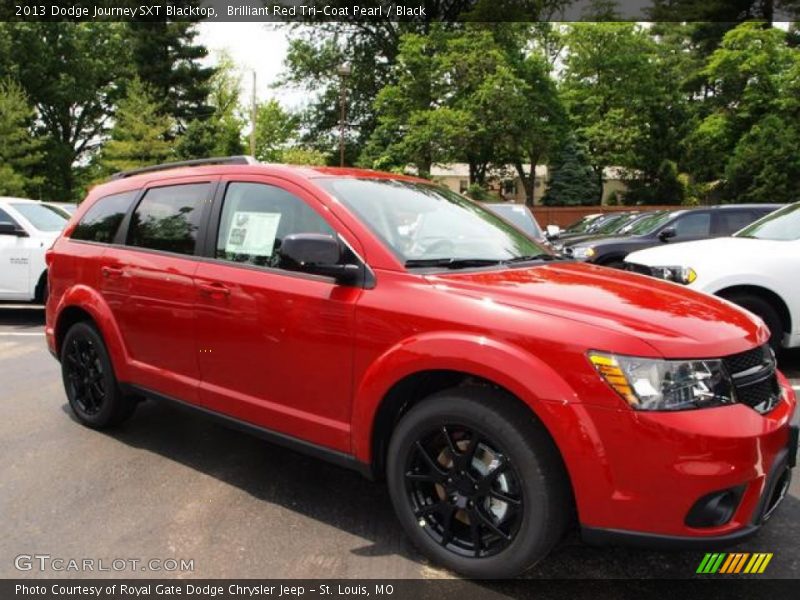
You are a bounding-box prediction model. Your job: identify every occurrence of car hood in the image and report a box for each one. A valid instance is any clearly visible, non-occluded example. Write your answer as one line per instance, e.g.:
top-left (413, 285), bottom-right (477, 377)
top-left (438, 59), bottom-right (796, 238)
top-left (626, 236), bottom-right (757, 265)
top-left (427, 261), bottom-right (765, 358)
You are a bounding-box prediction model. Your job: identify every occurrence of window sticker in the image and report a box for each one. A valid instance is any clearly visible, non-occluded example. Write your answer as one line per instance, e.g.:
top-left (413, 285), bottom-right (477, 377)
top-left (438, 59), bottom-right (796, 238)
top-left (225, 211), bottom-right (281, 256)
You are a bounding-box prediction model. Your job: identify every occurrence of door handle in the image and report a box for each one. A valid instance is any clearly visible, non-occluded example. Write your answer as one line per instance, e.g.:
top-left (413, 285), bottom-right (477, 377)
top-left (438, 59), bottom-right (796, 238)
top-left (101, 266), bottom-right (123, 279)
top-left (198, 282), bottom-right (231, 299)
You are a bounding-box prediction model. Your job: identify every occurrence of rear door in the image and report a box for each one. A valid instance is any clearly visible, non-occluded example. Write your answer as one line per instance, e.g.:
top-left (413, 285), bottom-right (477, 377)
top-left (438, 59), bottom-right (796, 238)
top-left (194, 177), bottom-right (362, 451)
top-left (0, 207), bottom-right (31, 299)
top-left (101, 178), bottom-right (216, 403)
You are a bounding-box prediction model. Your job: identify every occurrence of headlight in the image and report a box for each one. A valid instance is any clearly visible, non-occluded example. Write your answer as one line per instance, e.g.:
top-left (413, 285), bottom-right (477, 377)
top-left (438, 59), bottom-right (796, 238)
top-left (650, 265), bottom-right (697, 284)
top-left (571, 246), bottom-right (595, 260)
top-left (588, 351), bottom-right (736, 411)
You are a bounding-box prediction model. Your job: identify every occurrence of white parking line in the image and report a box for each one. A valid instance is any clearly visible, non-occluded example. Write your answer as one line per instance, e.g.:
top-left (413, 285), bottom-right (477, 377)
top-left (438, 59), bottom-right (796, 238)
top-left (0, 332), bottom-right (44, 336)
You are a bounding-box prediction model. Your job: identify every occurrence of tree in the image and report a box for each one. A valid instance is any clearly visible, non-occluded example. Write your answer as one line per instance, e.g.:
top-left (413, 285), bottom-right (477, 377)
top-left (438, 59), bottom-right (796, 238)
top-left (127, 9), bottom-right (215, 129)
top-left (99, 79), bottom-right (174, 175)
top-left (176, 52), bottom-right (245, 159)
top-left (685, 23), bottom-right (798, 196)
top-left (541, 136), bottom-right (600, 206)
top-left (280, 2), bottom-right (569, 163)
top-left (1, 22), bottom-right (132, 200)
top-left (0, 78), bottom-right (43, 197)
top-left (561, 22), bottom-right (680, 202)
top-left (253, 100), bottom-right (299, 162)
top-left (281, 147), bottom-right (329, 165)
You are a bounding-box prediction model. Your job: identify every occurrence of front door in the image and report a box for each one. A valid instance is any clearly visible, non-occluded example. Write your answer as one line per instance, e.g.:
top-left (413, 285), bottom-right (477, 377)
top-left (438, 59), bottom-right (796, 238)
top-left (195, 179), bottom-right (361, 452)
top-left (0, 207), bottom-right (31, 299)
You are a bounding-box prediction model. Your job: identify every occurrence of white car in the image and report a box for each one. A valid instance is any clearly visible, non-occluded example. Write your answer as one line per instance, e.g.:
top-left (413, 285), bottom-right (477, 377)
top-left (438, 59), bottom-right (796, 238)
top-left (625, 202), bottom-right (800, 350)
top-left (0, 197), bottom-right (68, 303)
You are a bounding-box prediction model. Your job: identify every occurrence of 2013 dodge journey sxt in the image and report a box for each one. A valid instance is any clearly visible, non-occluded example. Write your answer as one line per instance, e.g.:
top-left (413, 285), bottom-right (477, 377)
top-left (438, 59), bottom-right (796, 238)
top-left (45, 157), bottom-right (798, 578)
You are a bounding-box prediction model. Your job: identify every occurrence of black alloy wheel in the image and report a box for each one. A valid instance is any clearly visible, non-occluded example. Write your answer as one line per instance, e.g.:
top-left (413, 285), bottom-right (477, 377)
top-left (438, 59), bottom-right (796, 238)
top-left (387, 387), bottom-right (571, 578)
top-left (64, 335), bottom-right (106, 416)
top-left (405, 424), bottom-right (523, 558)
top-left (61, 321), bottom-right (137, 428)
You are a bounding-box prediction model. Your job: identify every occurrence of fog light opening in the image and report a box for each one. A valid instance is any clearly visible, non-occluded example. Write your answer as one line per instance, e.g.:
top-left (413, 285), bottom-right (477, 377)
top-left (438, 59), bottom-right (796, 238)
top-left (685, 486), bottom-right (745, 528)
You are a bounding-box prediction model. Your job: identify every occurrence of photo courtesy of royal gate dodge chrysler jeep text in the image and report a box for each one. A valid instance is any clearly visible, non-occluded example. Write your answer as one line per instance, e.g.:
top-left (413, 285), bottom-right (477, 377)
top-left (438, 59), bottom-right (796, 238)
top-left (45, 157), bottom-right (798, 578)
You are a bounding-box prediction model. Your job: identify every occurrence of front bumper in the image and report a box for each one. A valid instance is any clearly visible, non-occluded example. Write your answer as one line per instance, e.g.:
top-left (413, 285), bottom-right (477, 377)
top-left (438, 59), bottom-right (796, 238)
top-left (567, 376), bottom-right (797, 546)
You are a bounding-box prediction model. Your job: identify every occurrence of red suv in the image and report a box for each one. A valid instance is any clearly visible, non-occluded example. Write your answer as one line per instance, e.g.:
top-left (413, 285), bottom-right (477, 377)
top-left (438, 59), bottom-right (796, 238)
top-left (46, 157), bottom-right (797, 578)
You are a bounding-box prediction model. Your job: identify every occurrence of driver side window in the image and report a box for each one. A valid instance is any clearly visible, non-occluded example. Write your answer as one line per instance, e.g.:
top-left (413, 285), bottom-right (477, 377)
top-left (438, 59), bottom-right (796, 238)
top-left (0, 207), bottom-right (20, 230)
top-left (216, 182), bottom-right (336, 270)
top-left (672, 213), bottom-right (710, 238)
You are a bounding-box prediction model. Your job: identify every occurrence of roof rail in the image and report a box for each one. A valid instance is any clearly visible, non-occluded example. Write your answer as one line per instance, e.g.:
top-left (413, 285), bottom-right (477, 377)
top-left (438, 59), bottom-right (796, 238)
top-left (109, 156), bottom-right (259, 180)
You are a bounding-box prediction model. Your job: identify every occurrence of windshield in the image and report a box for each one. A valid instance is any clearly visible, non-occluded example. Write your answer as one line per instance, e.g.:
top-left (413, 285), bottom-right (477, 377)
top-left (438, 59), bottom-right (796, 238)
top-left (318, 179), bottom-right (547, 265)
top-left (10, 202), bottom-right (67, 232)
top-left (563, 214), bottom-right (600, 234)
top-left (735, 203), bottom-right (800, 241)
top-left (625, 210), bottom-right (673, 235)
top-left (483, 204), bottom-right (543, 239)
top-left (593, 213), bottom-right (637, 235)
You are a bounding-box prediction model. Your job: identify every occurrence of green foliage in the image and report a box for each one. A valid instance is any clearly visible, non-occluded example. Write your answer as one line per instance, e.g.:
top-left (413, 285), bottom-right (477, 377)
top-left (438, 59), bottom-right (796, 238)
top-left (176, 52), bottom-right (245, 159)
top-left (623, 160), bottom-right (686, 205)
top-left (542, 136), bottom-right (600, 206)
top-left (253, 99), bottom-right (300, 162)
top-left (562, 22), bottom-right (685, 203)
top-left (724, 115), bottom-right (800, 203)
top-left (1, 22), bottom-right (133, 201)
top-left (0, 78), bottom-right (43, 197)
top-left (98, 79), bottom-right (175, 176)
top-left (281, 147), bottom-right (329, 166)
top-left (127, 12), bottom-right (215, 128)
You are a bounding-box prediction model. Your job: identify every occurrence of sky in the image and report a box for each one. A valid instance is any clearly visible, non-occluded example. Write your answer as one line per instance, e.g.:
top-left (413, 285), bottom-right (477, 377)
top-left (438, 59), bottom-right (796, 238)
top-left (197, 22), bottom-right (304, 109)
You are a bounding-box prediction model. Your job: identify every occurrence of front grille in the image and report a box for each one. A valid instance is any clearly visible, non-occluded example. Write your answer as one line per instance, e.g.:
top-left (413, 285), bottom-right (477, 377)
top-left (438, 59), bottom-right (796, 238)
top-left (723, 345), bottom-right (770, 375)
top-left (735, 376), bottom-right (781, 414)
top-left (723, 345), bottom-right (780, 414)
top-left (625, 262), bottom-right (652, 276)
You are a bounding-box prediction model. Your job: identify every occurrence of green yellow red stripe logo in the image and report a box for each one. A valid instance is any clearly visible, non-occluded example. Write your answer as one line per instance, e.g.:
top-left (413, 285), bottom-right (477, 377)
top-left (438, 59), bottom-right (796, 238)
top-left (697, 553), bottom-right (773, 574)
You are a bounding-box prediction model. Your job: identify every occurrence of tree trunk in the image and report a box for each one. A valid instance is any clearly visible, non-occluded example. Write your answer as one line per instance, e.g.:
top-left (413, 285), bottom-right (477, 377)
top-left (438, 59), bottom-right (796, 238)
top-left (595, 166), bottom-right (604, 205)
top-left (513, 161), bottom-right (534, 206)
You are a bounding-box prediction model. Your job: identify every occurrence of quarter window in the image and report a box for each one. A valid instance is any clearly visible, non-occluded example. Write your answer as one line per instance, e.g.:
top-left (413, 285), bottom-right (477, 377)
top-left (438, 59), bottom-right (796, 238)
top-left (216, 182), bottom-right (335, 269)
top-left (71, 191), bottom-right (138, 244)
top-left (127, 183), bottom-right (210, 255)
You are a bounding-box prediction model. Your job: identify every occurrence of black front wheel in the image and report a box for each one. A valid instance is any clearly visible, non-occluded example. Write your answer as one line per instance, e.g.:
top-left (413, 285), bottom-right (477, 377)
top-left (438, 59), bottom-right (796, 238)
top-left (387, 387), bottom-right (571, 578)
top-left (61, 321), bottom-right (136, 428)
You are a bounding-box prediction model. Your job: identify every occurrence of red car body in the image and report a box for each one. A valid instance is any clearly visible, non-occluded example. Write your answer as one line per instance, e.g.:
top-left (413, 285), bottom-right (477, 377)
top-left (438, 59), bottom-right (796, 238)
top-left (46, 163), bottom-right (797, 549)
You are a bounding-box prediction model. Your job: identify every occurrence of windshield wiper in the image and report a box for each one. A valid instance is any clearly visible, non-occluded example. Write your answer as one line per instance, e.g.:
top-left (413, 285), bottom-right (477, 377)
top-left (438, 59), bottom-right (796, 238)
top-left (405, 258), bottom-right (505, 269)
top-left (405, 254), bottom-right (563, 269)
top-left (504, 253), bottom-right (562, 263)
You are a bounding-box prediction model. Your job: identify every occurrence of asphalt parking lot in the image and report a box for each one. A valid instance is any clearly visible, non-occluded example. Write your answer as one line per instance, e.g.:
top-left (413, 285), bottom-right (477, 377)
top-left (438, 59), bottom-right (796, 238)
top-left (1, 305), bottom-right (798, 580)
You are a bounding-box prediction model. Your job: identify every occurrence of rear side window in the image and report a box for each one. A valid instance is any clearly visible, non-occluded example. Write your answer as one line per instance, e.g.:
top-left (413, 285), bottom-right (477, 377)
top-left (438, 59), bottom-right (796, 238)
top-left (71, 191), bottom-right (138, 243)
top-left (127, 183), bottom-right (210, 256)
top-left (716, 210), bottom-right (757, 235)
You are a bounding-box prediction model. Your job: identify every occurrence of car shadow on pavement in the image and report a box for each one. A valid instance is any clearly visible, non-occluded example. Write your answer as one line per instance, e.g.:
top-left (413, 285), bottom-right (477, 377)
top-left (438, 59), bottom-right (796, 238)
top-left (0, 305), bottom-right (45, 328)
top-left (60, 397), bottom-right (800, 581)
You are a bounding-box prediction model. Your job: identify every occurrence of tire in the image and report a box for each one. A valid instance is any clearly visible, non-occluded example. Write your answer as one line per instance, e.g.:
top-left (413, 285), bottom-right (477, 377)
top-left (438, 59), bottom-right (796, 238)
top-left (725, 293), bottom-right (784, 353)
top-left (61, 321), bottom-right (136, 428)
top-left (386, 387), bottom-right (571, 578)
top-left (34, 272), bottom-right (48, 305)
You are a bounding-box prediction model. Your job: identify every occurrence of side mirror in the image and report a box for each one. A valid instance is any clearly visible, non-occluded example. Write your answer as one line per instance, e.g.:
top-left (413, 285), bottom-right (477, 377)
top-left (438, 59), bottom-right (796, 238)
top-left (0, 222), bottom-right (27, 237)
top-left (658, 227), bottom-right (677, 242)
top-left (546, 224), bottom-right (561, 239)
top-left (279, 233), bottom-right (361, 284)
